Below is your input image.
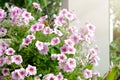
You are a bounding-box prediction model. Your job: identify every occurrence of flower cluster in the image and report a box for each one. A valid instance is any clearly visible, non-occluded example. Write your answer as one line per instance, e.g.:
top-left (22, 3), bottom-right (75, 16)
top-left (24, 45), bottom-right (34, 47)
top-left (0, 2), bottom-right (101, 80)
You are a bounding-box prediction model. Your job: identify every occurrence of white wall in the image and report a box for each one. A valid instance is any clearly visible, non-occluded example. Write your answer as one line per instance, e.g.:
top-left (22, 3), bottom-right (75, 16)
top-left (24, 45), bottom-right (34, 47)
top-left (62, 0), bottom-right (110, 75)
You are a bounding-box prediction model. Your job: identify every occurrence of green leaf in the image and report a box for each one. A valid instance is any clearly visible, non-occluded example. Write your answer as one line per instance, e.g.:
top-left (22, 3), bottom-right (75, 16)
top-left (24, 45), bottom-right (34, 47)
top-left (103, 66), bottom-right (119, 80)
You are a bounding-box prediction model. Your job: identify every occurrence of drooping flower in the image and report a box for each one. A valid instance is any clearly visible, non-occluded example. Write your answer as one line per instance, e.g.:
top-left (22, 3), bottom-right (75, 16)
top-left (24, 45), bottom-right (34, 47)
top-left (33, 2), bottom-right (40, 9)
top-left (5, 56), bottom-right (13, 65)
top-left (26, 65), bottom-right (37, 75)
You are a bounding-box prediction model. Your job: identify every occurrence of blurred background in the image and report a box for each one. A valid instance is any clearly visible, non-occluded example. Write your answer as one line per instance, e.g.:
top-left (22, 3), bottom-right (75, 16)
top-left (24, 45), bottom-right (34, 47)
top-left (110, 0), bottom-right (120, 67)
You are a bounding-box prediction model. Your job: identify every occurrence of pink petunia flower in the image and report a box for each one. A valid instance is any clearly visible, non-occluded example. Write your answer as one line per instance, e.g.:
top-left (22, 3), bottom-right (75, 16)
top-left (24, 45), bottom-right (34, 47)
top-left (66, 58), bottom-right (76, 69)
top-left (26, 65), bottom-right (37, 75)
top-left (57, 53), bottom-right (67, 62)
top-left (0, 27), bottom-right (7, 37)
top-left (22, 38), bottom-right (32, 45)
top-left (43, 27), bottom-right (53, 35)
top-left (27, 34), bottom-right (35, 40)
top-left (0, 57), bottom-right (5, 67)
top-left (57, 72), bottom-right (64, 80)
top-left (83, 69), bottom-right (92, 79)
top-left (12, 55), bottom-right (23, 65)
top-left (36, 23), bottom-right (44, 31)
top-left (67, 46), bottom-right (76, 54)
top-left (33, 2), bottom-right (40, 9)
top-left (11, 70), bottom-right (20, 80)
top-left (35, 41), bottom-right (44, 51)
top-left (40, 43), bottom-right (49, 55)
top-left (70, 34), bottom-right (80, 44)
top-left (2, 68), bottom-right (9, 76)
top-left (77, 76), bottom-right (82, 80)
top-left (64, 39), bottom-right (75, 47)
top-left (44, 74), bottom-right (57, 80)
top-left (51, 54), bottom-right (58, 60)
top-left (60, 45), bottom-right (69, 54)
top-left (86, 23), bottom-right (96, 32)
top-left (51, 37), bottom-right (60, 45)
top-left (18, 68), bottom-right (26, 79)
top-left (5, 56), bottom-right (13, 65)
top-left (0, 9), bottom-right (6, 21)
top-left (5, 47), bottom-right (15, 55)
top-left (53, 29), bottom-right (63, 36)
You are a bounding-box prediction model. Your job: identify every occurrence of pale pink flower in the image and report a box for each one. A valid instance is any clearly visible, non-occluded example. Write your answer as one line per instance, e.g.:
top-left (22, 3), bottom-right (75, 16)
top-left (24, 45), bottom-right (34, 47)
top-left (70, 34), bottom-right (80, 44)
top-left (0, 9), bottom-right (6, 21)
top-left (83, 69), bottom-right (92, 79)
top-left (33, 2), bottom-right (40, 9)
top-left (43, 27), bottom-right (53, 34)
top-left (57, 72), bottom-right (64, 80)
top-left (38, 15), bottom-right (48, 23)
top-left (0, 27), bottom-right (7, 37)
top-left (77, 76), bottom-right (81, 80)
top-left (35, 41), bottom-right (44, 51)
top-left (51, 37), bottom-right (60, 45)
top-left (66, 58), bottom-right (76, 69)
top-left (5, 47), bottom-right (15, 55)
top-left (22, 38), bottom-right (32, 45)
top-left (91, 58), bottom-right (98, 66)
top-left (60, 45), bottom-right (68, 53)
top-left (36, 23), bottom-right (44, 31)
top-left (67, 46), bottom-right (76, 54)
top-left (58, 61), bottom-right (66, 69)
top-left (18, 68), bottom-right (26, 79)
top-left (22, 11), bottom-right (32, 20)
top-left (40, 43), bottom-right (49, 55)
top-left (64, 39), bottom-right (74, 47)
top-left (5, 56), bottom-right (12, 65)
top-left (79, 34), bottom-right (85, 40)
top-left (57, 53), bottom-right (67, 61)
top-left (65, 12), bottom-right (75, 20)
top-left (11, 7), bottom-right (21, 18)
top-left (90, 48), bottom-right (97, 56)
top-left (2, 68), bottom-right (9, 76)
top-left (51, 54), bottom-right (58, 60)
top-left (44, 74), bottom-right (57, 80)
top-left (54, 15), bottom-right (66, 27)
top-left (86, 23), bottom-right (96, 32)
top-left (63, 63), bottom-right (74, 72)
top-left (11, 70), bottom-right (20, 80)
top-left (26, 65), bottom-right (37, 75)
top-left (53, 29), bottom-right (63, 36)
top-left (0, 57), bottom-right (5, 67)
top-left (60, 9), bottom-right (68, 15)
top-left (27, 34), bottom-right (35, 40)
top-left (12, 55), bottom-right (23, 65)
